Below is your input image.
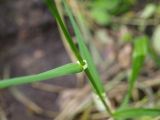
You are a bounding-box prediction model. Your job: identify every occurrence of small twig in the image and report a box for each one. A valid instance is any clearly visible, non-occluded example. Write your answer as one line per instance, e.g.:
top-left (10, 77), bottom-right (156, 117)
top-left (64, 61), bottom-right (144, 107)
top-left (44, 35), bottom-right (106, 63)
top-left (112, 16), bottom-right (160, 26)
top-left (80, 104), bottom-right (92, 120)
top-left (10, 88), bottom-right (58, 118)
top-left (55, 85), bottom-right (91, 120)
top-left (105, 72), bottom-right (126, 91)
top-left (0, 107), bottom-right (7, 120)
top-left (91, 112), bottom-right (112, 120)
top-left (138, 76), bottom-right (160, 88)
top-left (10, 88), bottom-right (43, 114)
top-left (32, 82), bottom-right (65, 93)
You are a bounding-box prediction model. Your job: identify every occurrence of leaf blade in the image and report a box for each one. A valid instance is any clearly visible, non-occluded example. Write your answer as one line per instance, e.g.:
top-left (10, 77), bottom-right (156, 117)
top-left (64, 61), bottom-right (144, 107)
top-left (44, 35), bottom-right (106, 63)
top-left (44, 0), bottom-right (85, 65)
top-left (0, 63), bottom-right (83, 89)
top-left (62, 0), bottom-right (112, 114)
top-left (113, 108), bottom-right (160, 119)
top-left (62, 0), bottom-right (105, 96)
top-left (120, 36), bottom-right (149, 108)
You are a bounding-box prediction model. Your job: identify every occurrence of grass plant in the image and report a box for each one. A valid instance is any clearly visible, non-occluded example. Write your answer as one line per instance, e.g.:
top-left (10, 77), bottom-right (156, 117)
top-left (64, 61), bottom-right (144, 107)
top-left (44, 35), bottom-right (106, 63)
top-left (0, 0), bottom-right (160, 119)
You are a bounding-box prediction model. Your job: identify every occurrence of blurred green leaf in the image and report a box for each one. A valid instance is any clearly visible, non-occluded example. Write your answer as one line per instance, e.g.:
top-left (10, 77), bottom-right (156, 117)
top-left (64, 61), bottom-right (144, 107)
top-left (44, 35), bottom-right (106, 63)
top-left (155, 4), bottom-right (160, 15)
top-left (120, 36), bottom-right (149, 108)
top-left (113, 108), bottom-right (160, 119)
top-left (89, 0), bottom-right (119, 11)
top-left (90, 9), bottom-right (111, 25)
top-left (122, 32), bottom-right (133, 42)
top-left (88, 0), bottom-right (136, 25)
top-left (141, 4), bottom-right (156, 19)
top-left (138, 116), bottom-right (153, 120)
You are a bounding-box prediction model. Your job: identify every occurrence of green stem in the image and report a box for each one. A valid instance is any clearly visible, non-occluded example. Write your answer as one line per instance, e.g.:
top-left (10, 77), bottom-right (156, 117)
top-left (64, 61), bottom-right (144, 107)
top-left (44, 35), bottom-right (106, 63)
top-left (44, 0), bottom-right (113, 116)
top-left (85, 69), bottom-right (113, 115)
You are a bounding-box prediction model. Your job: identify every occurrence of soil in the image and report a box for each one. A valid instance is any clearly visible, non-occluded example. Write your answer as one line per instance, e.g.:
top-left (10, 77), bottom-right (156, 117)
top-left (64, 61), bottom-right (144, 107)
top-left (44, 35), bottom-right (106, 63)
top-left (0, 0), bottom-right (76, 120)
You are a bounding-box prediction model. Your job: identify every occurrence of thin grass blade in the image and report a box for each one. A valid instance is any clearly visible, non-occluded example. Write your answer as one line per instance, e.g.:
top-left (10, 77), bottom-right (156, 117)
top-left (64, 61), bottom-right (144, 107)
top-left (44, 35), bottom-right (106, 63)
top-left (44, 0), bottom-right (85, 66)
top-left (62, 0), bottom-right (112, 114)
top-left (62, 0), bottom-right (105, 94)
top-left (0, 63), bottom-right (83, 89)
top-left (120, 36), bottom-right (149, 108)
top-left (113, 108), bottom-right (160, 119)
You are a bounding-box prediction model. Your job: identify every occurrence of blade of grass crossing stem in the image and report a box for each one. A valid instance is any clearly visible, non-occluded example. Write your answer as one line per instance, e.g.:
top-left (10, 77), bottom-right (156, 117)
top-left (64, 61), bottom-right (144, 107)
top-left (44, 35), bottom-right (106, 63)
top-left (0, 63), bottom-right (83, 89)
top-left (113, 108), bottom-right (160, 119)
top-left (120, 36), bottom-right (149, 108)
top-left (62, 0), bottom-right (112, 115)
top-left (44, 0), bottom-right (85, 66)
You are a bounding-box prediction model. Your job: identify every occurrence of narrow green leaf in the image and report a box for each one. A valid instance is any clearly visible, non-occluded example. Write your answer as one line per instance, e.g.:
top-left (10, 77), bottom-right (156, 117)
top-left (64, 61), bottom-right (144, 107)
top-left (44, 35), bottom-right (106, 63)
top-left (113, 108), bottom-right (160, 119)
top-left (62, 0), bottom-right (105, 94)
top-left (0, 63), bottom-right (83, 89)
top-left (44, 0), bottom-right (85, 66)
top-left (130, 36), bottom-right (148, 84)
top-left (121, 36), bottom-right (149, 108)
top-left (62, 0), bottom-right (112, 114)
